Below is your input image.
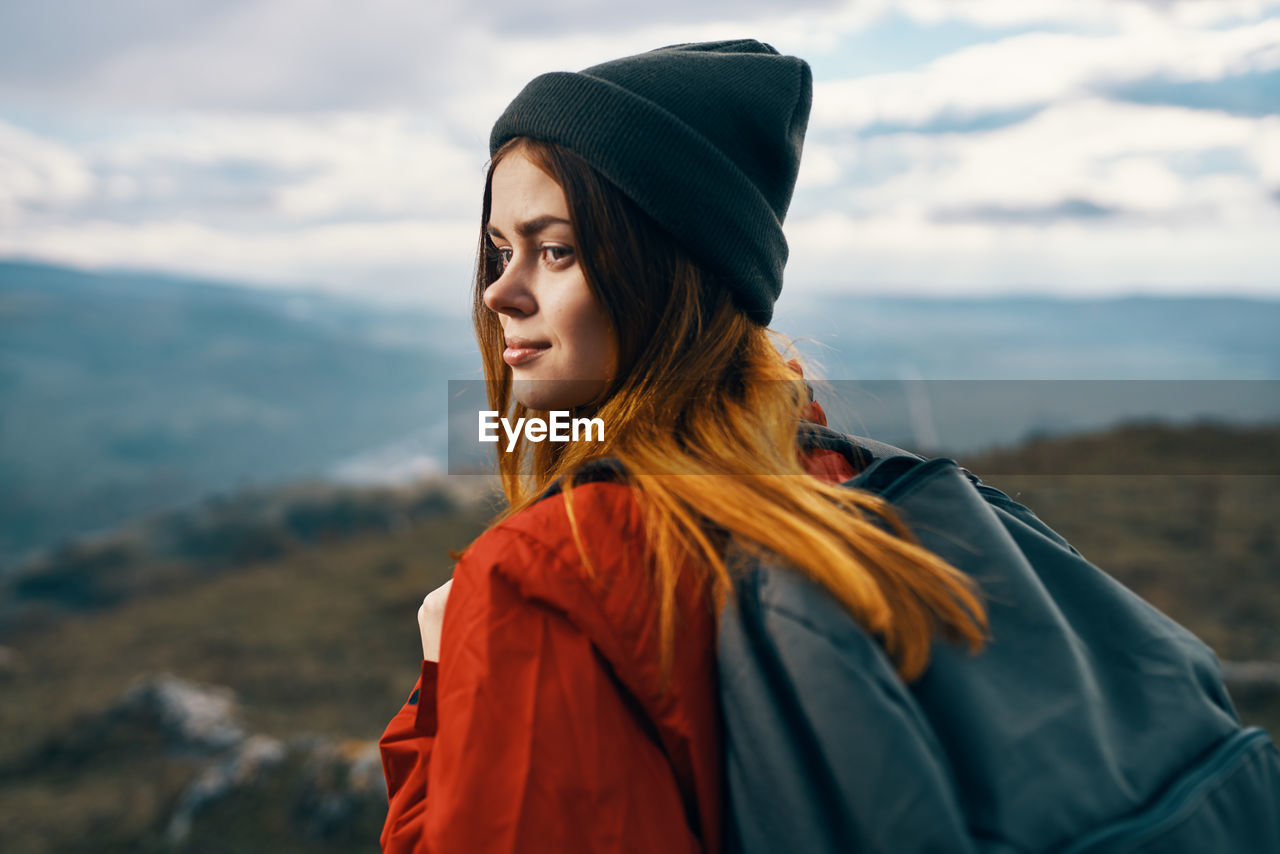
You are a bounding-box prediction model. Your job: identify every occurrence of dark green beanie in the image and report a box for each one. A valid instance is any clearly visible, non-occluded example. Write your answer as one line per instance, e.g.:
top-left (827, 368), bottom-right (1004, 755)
top-left (489, 39), bottom-right (813, 326)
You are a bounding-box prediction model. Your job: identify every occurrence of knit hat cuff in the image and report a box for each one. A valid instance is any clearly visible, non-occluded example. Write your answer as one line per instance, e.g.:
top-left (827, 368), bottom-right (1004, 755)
top-left (490, 70), bottom-right (787, 325)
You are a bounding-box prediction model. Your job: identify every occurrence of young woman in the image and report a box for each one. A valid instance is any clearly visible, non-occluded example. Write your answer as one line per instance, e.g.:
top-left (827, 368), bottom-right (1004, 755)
top-left (377, 40), bottom-right (986, 853)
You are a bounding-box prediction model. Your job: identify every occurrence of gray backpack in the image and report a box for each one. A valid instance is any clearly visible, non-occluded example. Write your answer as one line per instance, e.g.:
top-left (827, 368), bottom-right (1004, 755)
top-left (719, 423), bottom-right (1280, 853)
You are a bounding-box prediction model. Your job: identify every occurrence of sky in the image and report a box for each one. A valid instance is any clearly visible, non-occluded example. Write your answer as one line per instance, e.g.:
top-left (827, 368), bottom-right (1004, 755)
top-left (1, 0), bottom-right (1278, 311)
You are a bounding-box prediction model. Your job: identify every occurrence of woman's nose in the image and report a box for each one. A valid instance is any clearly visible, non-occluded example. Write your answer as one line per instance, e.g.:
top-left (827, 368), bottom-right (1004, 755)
top-left (482, 259), bottom-right (536, 317)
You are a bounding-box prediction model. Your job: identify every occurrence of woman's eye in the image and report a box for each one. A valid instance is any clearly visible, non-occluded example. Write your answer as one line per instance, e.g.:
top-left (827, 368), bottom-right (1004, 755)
top-left (543, 246), bottom-right (573, 264)
top-left (491, 247), bottom-right (512, 272)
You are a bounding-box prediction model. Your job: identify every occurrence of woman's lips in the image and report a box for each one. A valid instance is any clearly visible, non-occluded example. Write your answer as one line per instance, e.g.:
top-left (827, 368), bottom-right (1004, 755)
top-left (503, 340), bottom-right (550, 366)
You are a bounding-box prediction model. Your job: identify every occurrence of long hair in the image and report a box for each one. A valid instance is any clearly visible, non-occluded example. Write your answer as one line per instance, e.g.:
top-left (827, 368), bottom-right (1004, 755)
top-left (471, 137), bottom-right (987, 682)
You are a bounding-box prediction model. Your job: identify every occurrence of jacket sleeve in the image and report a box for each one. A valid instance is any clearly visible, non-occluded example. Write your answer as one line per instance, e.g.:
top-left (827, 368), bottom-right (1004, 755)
top-left (379, 659), bottom-right (441, 848)
top-left (378, 534), bottom-right (704, 854)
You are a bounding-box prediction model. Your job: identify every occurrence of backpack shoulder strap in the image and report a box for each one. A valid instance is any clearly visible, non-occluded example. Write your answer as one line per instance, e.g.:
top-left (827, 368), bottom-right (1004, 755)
top-left (797, 421), bottom-right (922, 469)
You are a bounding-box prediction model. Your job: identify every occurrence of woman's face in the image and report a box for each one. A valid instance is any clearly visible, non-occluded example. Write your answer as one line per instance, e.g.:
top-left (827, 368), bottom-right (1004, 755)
top-left (483, 147), bottom-right (618, 411)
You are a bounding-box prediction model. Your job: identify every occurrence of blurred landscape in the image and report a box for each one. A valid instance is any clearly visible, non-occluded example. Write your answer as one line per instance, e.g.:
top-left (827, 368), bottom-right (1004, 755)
top-left (1, 260), bottom-right (1279, 851)
top-left (0, 261), bottom-right (477, 570)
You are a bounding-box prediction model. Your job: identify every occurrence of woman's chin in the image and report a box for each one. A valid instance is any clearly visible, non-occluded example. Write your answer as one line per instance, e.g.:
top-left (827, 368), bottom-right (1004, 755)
top-left (512, 376), bottom-right (606, 412)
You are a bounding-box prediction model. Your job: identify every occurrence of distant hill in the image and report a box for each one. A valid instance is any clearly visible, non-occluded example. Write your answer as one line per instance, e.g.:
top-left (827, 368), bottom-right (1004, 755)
top-left (4, 259), bottom-right (1279, 572)
top-left (0, 261), bottom-right (476, 570)
top-left (773, 290), bottom-right (1280, 380)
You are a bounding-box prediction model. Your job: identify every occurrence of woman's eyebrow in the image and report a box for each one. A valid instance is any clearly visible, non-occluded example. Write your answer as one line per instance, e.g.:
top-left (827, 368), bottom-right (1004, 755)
top-left (485, 215), bottom-right (572, 240)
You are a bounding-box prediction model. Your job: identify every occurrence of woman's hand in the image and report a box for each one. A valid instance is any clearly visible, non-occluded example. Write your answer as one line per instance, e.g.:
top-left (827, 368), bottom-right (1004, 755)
top-left (418, 578), bottom-right (453, 662)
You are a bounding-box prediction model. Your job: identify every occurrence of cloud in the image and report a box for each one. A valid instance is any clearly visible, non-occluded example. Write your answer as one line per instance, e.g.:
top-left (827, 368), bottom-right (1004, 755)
top-left (0, 121), bottom-right (94, 226)
top-left (782, 103), bottom-right (1280, 293)
top-left (3, 0), bottom-right (1278, 113)
top-left (811, 18), bottom-right (1280, 131)
top-left (896, 0), bottom-right (1280, 30)
top-left (88, 113), bottom-right (486, 222)
top-left (482, 0), bottom-right (843, 35)
top-left (0, 112), bottom-right (489, 236)
top-left (1109, 67), bottom-right (1280, 116)
top-left (0, 1), bottom-right (255, 85)
top-left (0, 0), bottom-right (844, 112)
top-left (931, 198), bottom-right (1118, 224)
top-left (840, 99), bottom-right (1269, 215)
top-left (1, 0), bottom-right (472, 111)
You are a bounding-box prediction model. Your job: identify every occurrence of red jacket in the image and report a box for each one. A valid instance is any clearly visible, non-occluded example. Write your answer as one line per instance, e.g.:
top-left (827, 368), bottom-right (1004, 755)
top-left (379, 405), bottom-right (856, 853)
